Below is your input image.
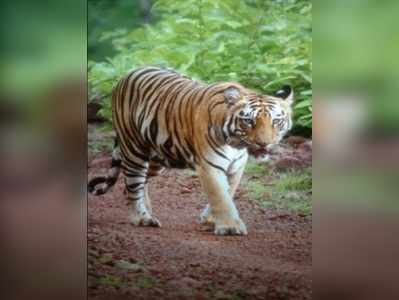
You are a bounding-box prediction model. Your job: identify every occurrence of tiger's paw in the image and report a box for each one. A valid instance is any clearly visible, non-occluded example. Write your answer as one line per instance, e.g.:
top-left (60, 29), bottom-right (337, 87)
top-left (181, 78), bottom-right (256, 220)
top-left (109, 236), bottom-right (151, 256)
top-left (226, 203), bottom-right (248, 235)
top-left (200, 214), bottom-right (215, 225)
top-left (129, 214), bottom-right (161, 227)
top-left (200, 205), bottom-right (215, 225)
top-left (214, 218), bottom-right (247, 236)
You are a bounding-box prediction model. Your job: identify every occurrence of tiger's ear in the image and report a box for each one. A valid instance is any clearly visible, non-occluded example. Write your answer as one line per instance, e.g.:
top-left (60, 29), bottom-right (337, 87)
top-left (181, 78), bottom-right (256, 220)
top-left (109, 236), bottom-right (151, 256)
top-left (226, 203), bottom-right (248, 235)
top-left (274, 85), bottom-right (294, 104)
top-left (224, 86), bottom-right (241, 106)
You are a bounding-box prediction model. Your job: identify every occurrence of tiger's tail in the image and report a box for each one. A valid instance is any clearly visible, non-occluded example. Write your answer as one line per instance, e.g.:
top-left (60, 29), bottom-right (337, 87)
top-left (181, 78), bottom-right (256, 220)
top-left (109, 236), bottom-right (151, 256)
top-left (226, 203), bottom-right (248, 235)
top-left (88, 138), bottom-right (122, 196)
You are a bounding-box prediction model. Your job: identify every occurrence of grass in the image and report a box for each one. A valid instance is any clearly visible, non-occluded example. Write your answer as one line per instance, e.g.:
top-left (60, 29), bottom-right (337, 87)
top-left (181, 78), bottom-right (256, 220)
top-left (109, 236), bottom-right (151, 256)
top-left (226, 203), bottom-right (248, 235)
top-left (88, 138), bottom-right (113, 154)
top-left (88, 124), bottom-right (114, 154)
top-left (245, 163), bottom-right (268, 176)
top-left (244, 162), bottom-right (312, 215)
top-left (97, 275), bottom-right (124, 288)
top-left (96, 274), bottom-right (158, 290)
top-left (136, 275), bottom-right (157, 289)
top-left (275, 169), bottom-right (312, 192)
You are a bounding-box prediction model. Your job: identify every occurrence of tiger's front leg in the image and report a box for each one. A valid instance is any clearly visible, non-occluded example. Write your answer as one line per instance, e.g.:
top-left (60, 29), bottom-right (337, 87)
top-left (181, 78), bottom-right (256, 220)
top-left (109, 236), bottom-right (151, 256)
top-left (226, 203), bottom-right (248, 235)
top-left (200, 152), bottom-right (248, 227)
top-left (197, 165), bottom-right (247, 235)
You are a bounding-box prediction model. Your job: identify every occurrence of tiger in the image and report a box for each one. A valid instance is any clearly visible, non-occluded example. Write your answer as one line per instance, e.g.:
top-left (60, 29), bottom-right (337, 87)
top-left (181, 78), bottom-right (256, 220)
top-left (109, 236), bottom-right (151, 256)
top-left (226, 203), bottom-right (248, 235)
top-left (88, 66), bottom-right (293, 235)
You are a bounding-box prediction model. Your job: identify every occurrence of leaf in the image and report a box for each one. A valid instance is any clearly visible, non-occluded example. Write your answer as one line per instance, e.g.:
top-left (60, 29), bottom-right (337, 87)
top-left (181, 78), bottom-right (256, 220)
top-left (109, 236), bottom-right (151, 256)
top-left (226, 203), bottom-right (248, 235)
top-left (225, 20), bottom-right (243, 29)
top-left (295, 99), bottom-right (312, 109)
top-left (264, 76), bottom-right (296, 89)
top-left (115, 260), bottom-right (145, 272)
top-left (300, 90), bottom-right (313, 96)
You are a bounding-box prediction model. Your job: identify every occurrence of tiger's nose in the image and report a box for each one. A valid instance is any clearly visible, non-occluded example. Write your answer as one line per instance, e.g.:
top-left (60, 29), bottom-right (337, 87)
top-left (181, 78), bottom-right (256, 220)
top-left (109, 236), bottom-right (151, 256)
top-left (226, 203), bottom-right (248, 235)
top-left (256, 142), bottom-right (268, 148)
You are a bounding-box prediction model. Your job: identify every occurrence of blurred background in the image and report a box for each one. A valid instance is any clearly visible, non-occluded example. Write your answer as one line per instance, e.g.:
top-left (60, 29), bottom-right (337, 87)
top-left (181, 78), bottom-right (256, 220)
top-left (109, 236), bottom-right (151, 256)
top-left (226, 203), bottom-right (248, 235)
top-left (0, 0), bottom-right (86, 299)
top-left (314, 1), bottom-right (399, 299)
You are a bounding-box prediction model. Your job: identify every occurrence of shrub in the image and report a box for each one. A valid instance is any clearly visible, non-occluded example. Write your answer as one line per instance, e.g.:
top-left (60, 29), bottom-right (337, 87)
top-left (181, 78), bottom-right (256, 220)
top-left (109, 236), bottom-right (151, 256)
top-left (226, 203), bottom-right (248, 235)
top-left (89, 0), bottom-right (312, 130)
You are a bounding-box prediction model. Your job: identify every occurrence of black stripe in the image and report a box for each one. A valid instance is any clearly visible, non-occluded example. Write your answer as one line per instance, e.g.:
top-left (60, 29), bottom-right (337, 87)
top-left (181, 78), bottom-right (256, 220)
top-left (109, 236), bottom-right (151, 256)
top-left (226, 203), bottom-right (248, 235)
top-left (141, 71), bottom-right (170, 101)
top-left (111, 159), bottom-right (121, 168)
top-left (128, 67), bottom-right (158, 104)
top-left (226, 115), bottom-right (236, 135)
top-left (163, 79), bottom-right (190, 130)
top-left (205, 127), bottom-right (229, 161)
top-left (204, 159), bottom-right (227, 174)
top-left (127, 196), bottom-right (142, 202)
top-left (145, 75), bottom-right (180, 114)
top-left (123, 171), bottom-right (147, 177)
top-left (121, 157), bottom-right (147, 171)
top-left (149, 118), bottom-right (158, 141)
top-left (106, 177), bottom-right (118, 185)
top-left (87, 176), bottom-right (107, 193)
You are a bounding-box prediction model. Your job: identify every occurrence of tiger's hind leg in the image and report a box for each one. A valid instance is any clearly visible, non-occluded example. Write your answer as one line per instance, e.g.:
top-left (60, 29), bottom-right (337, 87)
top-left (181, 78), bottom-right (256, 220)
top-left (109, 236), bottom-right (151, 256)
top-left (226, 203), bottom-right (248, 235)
top-left (123, 159), bottom-right (161, 227)
top-left (143, 184), bottom-right (152, 215)
top-left (143, 162), bottom-right (165, 215)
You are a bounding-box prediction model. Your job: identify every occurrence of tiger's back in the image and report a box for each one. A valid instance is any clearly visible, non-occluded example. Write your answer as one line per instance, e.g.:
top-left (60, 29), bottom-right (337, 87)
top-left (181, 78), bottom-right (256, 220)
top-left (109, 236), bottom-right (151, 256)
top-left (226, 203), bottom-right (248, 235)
top-left (112, 66), bottom-right (241, 169)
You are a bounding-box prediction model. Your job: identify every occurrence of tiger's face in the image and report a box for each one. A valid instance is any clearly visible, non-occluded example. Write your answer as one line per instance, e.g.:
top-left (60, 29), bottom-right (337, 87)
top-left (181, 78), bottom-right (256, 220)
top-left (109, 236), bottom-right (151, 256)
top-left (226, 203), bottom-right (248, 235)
top-left (223, 85), bottom-right (293, 156)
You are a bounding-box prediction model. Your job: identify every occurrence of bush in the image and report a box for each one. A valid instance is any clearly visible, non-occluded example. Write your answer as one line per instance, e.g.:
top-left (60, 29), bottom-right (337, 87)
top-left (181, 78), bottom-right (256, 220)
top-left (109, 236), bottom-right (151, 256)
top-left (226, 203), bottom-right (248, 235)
top-left (89, 0), bottom-right (312, 130)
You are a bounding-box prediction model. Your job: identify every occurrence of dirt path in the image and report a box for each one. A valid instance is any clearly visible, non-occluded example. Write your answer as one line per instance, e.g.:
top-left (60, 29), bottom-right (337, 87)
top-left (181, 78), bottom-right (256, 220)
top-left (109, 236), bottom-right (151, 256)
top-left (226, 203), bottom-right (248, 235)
top-left (88, 154), bottom-right (311, 300)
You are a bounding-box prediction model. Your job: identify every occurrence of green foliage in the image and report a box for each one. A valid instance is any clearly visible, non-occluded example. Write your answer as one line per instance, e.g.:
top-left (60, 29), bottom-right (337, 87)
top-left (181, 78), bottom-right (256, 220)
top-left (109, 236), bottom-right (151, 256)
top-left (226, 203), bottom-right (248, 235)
top-left (88, 135), bottom-right (113, 154)
top-left (89, 0), bottom-right (312, 129)
top-left (88, 0), bottom-right (152, 61)
top-left (245, 162), bottom-right (270, 175)
top-left (97, 275), bottom-right (124, 287)
top-left (275, 168), bottom-right (312, 192)
top-left (88, 124), bottom-right (114, 154)
top-left (314, 1), bottom-right (399, 133)
top-left (136, 275), bottom-right (157, 289)
top-left (245, 163), bottom-right (312, 214)
top-left (96, 274), bottom-right (158, 289)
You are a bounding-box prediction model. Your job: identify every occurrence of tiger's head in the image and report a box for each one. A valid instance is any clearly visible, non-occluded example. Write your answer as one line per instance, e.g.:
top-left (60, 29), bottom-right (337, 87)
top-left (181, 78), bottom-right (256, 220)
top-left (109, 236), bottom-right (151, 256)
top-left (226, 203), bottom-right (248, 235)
top-left (222, 85), bottom-right (294, 157)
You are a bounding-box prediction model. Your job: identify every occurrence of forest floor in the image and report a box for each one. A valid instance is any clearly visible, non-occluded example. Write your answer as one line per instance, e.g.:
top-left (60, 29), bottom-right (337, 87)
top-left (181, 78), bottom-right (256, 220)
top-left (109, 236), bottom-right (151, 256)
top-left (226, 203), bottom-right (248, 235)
top-left (88, 124), bottom-right (312, 300)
